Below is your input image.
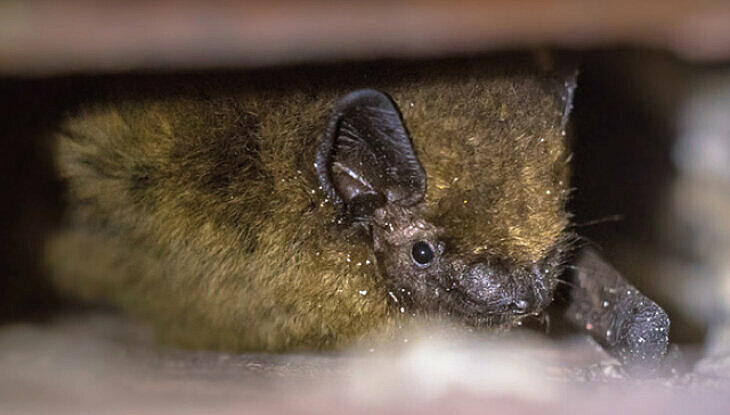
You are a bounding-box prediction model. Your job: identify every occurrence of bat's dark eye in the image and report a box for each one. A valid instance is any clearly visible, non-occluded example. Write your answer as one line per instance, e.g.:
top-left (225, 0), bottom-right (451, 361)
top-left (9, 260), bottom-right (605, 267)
top-left (411, 241), bottom-right (434, 265)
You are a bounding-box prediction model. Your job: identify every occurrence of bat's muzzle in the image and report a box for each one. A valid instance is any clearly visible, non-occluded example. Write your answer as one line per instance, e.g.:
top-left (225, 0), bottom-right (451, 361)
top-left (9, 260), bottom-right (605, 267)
top-left (455, 261), bottom-right (553, 317)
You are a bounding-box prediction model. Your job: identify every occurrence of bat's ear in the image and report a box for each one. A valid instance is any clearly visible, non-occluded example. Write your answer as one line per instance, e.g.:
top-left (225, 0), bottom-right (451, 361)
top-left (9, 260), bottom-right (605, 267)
top-left (316, 89), bottom-right (426, 221)
top-left (547, 58), bottom-right (579, 132)
top-left (533, 51), bottom-right (579, 132)
top-left (556, 67), bottom-right (578, 132)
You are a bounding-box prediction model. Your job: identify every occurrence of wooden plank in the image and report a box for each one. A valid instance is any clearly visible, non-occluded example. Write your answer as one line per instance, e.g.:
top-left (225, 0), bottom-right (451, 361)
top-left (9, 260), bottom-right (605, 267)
top-left (1, 0), bottom-right (729, 75)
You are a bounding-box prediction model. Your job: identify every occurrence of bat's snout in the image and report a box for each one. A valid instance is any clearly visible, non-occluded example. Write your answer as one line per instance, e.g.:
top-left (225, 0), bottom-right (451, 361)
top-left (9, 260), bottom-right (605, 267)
top-left (455, 262), bottom-right (550, 317)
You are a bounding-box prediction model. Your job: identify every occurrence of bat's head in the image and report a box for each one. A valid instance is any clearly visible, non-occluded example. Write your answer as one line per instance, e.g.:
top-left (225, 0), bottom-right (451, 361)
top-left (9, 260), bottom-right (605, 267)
top-left (316, 80), bottom-right (573, 326)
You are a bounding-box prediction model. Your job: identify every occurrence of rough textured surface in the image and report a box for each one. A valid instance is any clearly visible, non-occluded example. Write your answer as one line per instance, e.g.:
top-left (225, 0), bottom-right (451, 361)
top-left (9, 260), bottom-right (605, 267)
top-left (47, 57), bottom-right (573, 352)
top-left (1, 314), bottom-right (729, 415)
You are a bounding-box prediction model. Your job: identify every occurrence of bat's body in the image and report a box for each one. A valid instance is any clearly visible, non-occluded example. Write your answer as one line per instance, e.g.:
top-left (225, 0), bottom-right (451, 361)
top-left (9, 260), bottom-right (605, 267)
top-left (47, 57), bottom-right (669, 365)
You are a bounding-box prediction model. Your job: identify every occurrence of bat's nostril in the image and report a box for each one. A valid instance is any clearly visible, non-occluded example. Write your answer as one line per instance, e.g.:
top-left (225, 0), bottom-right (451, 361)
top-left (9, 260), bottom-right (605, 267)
top-left (512, 299), bottom-right (529, 314)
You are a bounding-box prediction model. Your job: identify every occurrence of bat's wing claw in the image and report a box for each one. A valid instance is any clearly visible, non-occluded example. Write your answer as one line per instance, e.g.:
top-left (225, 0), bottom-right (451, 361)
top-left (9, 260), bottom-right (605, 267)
top-left (566, 248), bottom-right (671, 369)
top-left (610, 294), bottom-right (670, 367)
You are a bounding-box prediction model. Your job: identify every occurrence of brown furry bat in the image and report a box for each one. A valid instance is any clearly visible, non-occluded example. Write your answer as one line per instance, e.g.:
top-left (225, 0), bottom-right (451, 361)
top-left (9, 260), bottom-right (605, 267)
top-left (47, 56), bottom-right (669, 366)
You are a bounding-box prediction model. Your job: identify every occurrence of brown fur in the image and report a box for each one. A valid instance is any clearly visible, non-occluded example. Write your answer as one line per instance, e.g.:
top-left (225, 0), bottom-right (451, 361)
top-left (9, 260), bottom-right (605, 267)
top-left (47, 57), bottom-right (572, 351)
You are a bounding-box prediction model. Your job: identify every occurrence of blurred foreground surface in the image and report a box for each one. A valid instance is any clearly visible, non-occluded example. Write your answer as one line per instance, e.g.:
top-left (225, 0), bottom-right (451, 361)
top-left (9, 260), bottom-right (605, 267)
top-left (1, 313), bottom-right (730, 415)
top-left (1, 0), bottom-right (729, 75)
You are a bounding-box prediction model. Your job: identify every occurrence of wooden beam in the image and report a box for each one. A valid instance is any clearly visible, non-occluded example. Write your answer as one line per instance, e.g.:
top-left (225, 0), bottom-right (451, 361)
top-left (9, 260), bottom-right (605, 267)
top-left (1, 0), bottom-right (729, 75)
